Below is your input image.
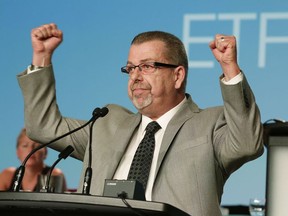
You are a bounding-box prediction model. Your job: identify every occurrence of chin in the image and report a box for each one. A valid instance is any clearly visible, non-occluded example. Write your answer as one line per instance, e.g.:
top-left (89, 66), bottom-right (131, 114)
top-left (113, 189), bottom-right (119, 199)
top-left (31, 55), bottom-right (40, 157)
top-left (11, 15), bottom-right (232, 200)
top-left (133, 95), bottom-right (153, 110)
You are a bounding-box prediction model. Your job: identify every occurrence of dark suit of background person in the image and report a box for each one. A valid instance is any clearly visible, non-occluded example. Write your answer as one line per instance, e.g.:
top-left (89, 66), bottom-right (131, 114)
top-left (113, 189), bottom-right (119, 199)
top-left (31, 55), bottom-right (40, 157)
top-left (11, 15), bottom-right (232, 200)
top-left (16, 23), bottom-right (263, 216)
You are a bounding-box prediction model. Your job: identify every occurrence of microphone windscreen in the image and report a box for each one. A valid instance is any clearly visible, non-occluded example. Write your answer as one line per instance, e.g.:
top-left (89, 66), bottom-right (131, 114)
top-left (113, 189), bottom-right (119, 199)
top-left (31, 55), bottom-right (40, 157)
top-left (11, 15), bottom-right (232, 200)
top-left (58, 145), bottom-right (74, 159)
top-left (100, 107), bottom-right (109, 117)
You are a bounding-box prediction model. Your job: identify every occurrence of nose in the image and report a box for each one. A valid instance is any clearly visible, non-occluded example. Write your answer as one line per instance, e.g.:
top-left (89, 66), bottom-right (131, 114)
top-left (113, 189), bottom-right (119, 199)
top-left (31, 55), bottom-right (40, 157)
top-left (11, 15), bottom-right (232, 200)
top-left (129, 67), bottom-right (143, 82)
top-left (24, 145), bottom-right (34, 152)
top-left (30, 142), bottom-right (39, 150)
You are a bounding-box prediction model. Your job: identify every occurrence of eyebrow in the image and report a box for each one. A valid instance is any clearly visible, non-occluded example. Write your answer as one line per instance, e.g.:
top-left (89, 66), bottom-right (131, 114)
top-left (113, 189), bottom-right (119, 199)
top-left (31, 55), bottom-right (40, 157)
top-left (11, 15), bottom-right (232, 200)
top-left (126, 58), bottom-right (155, 65)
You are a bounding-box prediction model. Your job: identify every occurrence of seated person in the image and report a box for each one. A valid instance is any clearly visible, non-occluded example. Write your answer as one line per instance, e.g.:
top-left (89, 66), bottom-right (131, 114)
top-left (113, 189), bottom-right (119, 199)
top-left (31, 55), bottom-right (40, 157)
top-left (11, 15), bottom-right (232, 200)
top-left (0, 128), bottom-right (67, 192)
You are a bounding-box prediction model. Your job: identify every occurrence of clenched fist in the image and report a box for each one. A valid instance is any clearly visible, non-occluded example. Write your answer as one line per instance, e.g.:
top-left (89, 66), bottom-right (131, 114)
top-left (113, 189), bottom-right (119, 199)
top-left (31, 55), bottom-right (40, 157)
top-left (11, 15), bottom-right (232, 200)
top-left (31, 23), bottom-right (63, 66)
top-left (209, 34), bottom-right (241, 81)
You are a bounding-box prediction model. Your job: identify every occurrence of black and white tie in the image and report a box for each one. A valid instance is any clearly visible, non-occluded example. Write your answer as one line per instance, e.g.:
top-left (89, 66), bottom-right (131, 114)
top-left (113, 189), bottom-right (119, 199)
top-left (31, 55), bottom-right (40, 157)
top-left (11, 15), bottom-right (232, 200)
top-left (127, 121), bottom-right (161, 190)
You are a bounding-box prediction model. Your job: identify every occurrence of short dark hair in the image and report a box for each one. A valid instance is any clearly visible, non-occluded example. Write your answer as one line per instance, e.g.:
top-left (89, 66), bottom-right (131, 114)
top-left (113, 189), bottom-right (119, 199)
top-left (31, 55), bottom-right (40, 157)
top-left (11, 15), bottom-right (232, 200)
top-left (131, 31), bottom-right (188, 81)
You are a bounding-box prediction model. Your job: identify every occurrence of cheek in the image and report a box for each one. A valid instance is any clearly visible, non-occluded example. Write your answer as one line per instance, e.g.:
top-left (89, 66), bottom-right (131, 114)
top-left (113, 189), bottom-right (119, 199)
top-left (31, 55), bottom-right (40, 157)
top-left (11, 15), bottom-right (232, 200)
top-left (35, 151), bottom-right (46, 160)
top-left (16, 150), bottom-right (23, 160)
top-left (127, 81), bottom-right (133, 98)
top-left (17, 149), bottom-right (28, 158)
top-left (150, 77), bottom-right (171, 95)
top-left (18, 152), bottom-right (30, 163)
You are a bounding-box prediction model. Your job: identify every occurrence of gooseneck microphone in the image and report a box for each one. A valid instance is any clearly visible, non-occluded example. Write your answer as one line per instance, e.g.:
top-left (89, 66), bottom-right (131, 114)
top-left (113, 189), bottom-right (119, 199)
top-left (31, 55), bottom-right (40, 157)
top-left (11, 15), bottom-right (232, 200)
top-left (42, 145), bottom-right (74, 192)
top-left (11, 107), bottom-right (109, 192)
top-left (82, 106), bottom-right (109, 194)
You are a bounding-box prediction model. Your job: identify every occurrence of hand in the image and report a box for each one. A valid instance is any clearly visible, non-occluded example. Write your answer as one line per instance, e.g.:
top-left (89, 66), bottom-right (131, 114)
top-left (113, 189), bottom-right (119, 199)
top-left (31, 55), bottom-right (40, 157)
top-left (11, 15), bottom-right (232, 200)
top-left (31, 23), bottom-right (63, 66)
top-left (209, 34), bottom-right (241, 81)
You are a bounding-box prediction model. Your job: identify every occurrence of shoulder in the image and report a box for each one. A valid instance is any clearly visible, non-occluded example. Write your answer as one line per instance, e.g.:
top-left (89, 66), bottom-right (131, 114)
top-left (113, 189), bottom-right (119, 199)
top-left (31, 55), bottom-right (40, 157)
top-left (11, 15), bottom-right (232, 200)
top-left (50, 167), bottom-right (63, 176)
top-left (0, 167), bottom-right (17, 176)
top-left (104, 104), bottom-right (138, 122)
top-left (0, 167), bottom-right (17, 190)
top-left (106, 104), bottom-right (135, 114)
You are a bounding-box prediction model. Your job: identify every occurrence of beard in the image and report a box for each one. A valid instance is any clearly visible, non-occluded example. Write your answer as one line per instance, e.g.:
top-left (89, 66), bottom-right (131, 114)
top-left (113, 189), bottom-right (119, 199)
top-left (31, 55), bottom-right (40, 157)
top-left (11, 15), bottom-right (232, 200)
top-left (132, 93), bottom-right (153, 110)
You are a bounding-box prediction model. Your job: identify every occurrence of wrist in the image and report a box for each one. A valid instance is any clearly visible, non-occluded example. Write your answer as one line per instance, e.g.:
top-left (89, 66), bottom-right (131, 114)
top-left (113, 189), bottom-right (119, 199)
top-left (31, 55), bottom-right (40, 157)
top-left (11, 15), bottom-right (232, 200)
top-left (221, 64), bottom-right (241, 81)
top-left (32, 53), bottom-right (52, 67)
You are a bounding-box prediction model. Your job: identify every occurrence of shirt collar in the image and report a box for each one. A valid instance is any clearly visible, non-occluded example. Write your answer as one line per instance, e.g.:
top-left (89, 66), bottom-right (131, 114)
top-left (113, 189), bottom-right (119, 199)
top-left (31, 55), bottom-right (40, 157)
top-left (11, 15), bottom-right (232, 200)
top-left (140, 97), bottom-right (187, 134)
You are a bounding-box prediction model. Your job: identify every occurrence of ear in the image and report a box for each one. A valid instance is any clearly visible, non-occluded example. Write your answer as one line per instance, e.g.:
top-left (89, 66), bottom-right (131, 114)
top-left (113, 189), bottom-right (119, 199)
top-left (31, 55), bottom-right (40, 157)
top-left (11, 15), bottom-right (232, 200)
top-left (174, 66), bottom-right (186, 89)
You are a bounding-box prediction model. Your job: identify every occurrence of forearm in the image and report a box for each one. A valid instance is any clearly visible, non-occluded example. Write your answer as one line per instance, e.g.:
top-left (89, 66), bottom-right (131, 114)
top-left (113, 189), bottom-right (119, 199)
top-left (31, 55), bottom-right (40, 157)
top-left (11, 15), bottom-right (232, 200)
top-left (216, 74), bottom-right (264, 174)
top-left (32, 52), bottom-right (52, 67)
top-left (17, 65), bottom-right (88, 160)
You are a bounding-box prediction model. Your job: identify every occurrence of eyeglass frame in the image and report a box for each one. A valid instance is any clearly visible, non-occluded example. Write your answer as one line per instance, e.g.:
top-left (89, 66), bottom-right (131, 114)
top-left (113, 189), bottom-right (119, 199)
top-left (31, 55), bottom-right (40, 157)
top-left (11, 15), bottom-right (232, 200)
top-left (121, 62), bottom-right (179, 75)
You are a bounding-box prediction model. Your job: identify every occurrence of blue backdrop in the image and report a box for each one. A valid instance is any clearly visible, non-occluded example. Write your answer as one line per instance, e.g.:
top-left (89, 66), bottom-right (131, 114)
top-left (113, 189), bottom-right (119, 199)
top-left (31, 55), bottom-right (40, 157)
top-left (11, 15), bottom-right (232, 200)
top-left (1, 0), bottom-right (287, 205)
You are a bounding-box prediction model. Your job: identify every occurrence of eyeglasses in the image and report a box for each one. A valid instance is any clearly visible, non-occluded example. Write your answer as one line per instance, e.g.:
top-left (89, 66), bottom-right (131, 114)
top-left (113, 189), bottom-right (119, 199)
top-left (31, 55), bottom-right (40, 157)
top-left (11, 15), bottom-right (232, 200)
top-left (121, 62), bottom-right (179, 75)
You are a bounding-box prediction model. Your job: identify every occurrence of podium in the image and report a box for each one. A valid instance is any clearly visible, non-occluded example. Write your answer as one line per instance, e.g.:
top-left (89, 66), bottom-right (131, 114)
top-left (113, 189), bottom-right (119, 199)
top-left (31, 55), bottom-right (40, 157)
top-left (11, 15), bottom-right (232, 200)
top-left (0, 192), bottom-right (190, 216)
top-left (264, 121), bottom-right (288, 216)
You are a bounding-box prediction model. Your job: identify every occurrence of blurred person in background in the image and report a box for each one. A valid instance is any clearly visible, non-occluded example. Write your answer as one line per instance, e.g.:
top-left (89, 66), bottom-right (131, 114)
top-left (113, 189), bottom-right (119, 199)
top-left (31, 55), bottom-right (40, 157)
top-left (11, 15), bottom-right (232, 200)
top-left (0, 128), bottom-right (67, 192)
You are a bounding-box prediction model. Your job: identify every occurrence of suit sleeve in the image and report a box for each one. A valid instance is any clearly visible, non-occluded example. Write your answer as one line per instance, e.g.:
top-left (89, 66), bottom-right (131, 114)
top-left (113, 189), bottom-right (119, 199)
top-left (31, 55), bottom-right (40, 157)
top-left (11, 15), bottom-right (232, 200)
top-left (17, 65), bottom-right (88, 161)
top-left (214, 73), bottom-right (264, 176)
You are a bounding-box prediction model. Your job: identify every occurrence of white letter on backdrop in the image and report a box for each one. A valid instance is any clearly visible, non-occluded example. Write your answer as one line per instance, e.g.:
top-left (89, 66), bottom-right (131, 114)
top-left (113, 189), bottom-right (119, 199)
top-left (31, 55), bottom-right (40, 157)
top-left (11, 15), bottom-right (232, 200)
top-left (183, 14), bottom-right (216, 68)
top-left (218, 13), bottom-right (257, 63)
top-left (259, 13), bottom-right (288, 68)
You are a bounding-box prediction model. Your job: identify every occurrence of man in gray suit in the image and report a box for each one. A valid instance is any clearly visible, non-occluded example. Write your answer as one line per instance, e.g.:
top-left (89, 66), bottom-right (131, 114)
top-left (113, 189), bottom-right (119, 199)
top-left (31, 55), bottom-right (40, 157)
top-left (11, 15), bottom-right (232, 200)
top-left (17, 23), bottom-right (263, 216)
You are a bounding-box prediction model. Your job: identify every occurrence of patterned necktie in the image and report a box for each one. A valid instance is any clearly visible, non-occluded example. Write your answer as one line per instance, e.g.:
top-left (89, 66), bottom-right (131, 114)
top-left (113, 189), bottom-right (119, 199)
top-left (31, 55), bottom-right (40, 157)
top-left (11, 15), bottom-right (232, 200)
top-left (128, 121), bottom-right (161, 190)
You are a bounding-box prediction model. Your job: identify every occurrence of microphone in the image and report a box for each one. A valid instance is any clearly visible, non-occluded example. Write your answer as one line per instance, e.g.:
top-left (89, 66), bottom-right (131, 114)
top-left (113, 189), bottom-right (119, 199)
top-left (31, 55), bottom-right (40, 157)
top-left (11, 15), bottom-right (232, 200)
top-left (11, 107), bottom-right (109, 192)
top-left (42, 145), bottom-right (74, 193)
top-left (82, 106), bottom-right (109, 194)
top-left (263, 118), bottom-right (287, 125)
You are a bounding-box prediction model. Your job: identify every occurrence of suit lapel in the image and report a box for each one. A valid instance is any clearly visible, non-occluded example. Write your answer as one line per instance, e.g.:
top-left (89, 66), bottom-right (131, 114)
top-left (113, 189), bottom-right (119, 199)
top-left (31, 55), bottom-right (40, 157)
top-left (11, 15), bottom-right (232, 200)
top-left (154, 95), bottom-right (200, 179)
top-left (104, 113), bottom-right (142, 179)
top-left (97, 95), bottom-right (199, 186)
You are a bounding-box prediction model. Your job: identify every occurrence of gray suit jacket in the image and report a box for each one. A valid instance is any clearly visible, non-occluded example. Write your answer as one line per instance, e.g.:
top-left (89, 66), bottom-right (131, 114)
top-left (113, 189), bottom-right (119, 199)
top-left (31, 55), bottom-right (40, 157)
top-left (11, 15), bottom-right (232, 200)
top-left (17, 65), bottom-right (263, 216)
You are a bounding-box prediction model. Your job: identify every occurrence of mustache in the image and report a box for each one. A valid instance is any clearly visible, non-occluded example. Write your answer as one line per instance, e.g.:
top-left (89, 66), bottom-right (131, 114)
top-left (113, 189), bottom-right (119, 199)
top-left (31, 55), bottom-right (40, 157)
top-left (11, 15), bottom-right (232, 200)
top-left (131, 83), bottom-right (151, 91)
